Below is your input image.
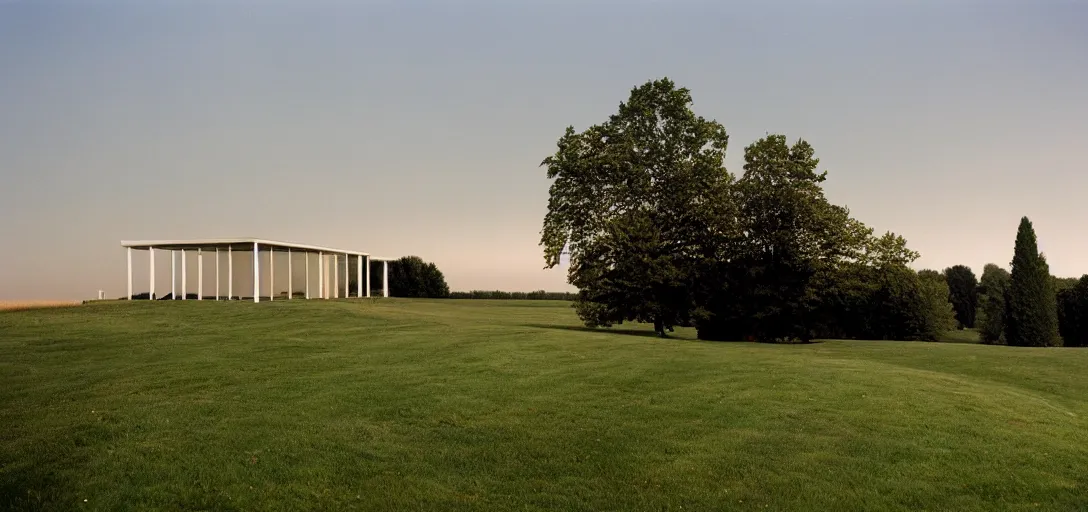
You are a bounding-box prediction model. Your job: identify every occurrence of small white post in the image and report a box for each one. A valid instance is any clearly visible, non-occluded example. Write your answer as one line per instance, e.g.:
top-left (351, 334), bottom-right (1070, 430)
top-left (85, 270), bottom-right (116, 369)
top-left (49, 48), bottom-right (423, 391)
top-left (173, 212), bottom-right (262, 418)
top-left (126, 247), bottom-right (133, 300)
top-left (287, 248), bottom-right (292, 299)
top-left (215, 248), bottom-right (220, 300)
top-left (253, 242), bottom-right (260, 303)
top-left (269, 248), bottom-right (275, 301)
top-left (333, 254), bottom-right (339, 299)
top-left (383, 260), bottom-right (389, 298)
top-left (343, 253), bottom-right (348, 298)
top-left (305, 252), bottom-right (310, 299)
top-left (356, 255), bottom-right (363, 298)
top-left (181, 250), bottom-right (187, 300)
top-left (365, 256), bottom-right (371, 298)
top-left (318, 251), bottom-right (324, 299)
top-left (228, 246), bottom-right (233, 300)
top-left (171, 250), bottom-right (176, 300)
top-left (150, 250), bottom-right (155, 300)
top-left (197, 249), bottom-right (203, 300)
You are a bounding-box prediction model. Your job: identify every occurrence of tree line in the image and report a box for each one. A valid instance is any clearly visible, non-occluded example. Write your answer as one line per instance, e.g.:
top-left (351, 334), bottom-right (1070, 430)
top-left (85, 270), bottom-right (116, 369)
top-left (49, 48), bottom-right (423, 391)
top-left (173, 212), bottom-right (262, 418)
top-left (538, 78), bottom-right (1082, 345)
top-left (372, 257), bottom-right (576, 301)
top-left (932, 218), bottom-right (1088, 347)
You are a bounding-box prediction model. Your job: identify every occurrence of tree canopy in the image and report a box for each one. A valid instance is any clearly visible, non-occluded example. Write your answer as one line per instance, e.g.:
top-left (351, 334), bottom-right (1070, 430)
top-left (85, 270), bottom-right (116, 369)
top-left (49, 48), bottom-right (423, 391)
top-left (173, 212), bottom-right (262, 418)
top-left (539, 78), bottom-right (734, 336)
top-left (1057, 276), bottom-right (1088, 347)
top-left (1004, 217), bottom-right (1059, 347)
top-left (977, 264), bottom-right (1011, 344)
top-left (385, 256), bottom-right (450, 299)
top-left (539, 78), bottom-right (947, 342)
top-left (943, 265), bottom-right (978, 329)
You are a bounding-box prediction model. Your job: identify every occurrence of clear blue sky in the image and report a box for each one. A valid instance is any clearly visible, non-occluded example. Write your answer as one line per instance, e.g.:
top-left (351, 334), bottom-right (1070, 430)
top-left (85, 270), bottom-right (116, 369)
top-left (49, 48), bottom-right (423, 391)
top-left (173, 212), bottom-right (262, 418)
top-left (1, 1), bottom-right (1086, 300)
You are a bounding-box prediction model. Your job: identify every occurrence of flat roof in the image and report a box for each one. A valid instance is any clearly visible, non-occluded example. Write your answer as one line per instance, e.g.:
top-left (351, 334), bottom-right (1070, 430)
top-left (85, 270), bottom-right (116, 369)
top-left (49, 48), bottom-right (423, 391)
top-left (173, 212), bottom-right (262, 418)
top-left (121, 238), bottom-right (396, 261)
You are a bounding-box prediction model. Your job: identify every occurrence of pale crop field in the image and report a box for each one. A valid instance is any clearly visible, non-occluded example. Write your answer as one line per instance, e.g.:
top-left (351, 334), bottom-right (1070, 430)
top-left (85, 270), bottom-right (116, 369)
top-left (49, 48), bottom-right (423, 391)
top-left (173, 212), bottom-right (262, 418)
top-left (0, 300), bottom-right (82, 312)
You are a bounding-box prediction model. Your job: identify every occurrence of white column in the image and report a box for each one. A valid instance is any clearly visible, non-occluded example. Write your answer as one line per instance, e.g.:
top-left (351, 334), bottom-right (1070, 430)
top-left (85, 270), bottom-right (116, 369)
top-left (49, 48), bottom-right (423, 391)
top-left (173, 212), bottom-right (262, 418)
top-left (270, 249), bottom-right (275, 301)
top-left (149, 250), bottom-right (155, 300)
top-left (215, 248), bottom-right (220, 300)
top-left (171, 250), bottom-right (176, 300)
top-left (305, 252), bottom-right (310, 299)
top-left (357, 255), bottom-right (363, 298)
top-left (287, 248), bottom-right (292, 299)
top-left (127, 247), bottom-right (133, 300)
top-left (365, 256), bottom-right (371, 298)
top-left (252, 242), bottom-right (260, 303)
top-left (228, 247), bottom-right (233, 300)
top-left (318, 251), bottom-right (324, 299)
top-left (383, 260), bottom-right (389, 298)
top-left (197, 249), bottom-right (203, 300)
top-left (181, 250), bottom-right (187, 300)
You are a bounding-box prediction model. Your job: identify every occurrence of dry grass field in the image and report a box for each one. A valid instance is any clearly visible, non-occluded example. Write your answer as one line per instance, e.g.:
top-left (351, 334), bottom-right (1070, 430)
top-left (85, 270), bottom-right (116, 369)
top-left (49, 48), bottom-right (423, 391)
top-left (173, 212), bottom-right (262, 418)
top-left (0, 300), bottom-right (81, 312)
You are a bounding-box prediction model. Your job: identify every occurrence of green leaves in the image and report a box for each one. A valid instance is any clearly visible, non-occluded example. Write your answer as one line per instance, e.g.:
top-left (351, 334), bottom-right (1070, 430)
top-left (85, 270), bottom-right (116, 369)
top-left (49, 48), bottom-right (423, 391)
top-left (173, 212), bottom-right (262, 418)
top-left (1057, 276), bottom-right (1088, 347)
top-left (978, 264), bottom-right (1011, 344)
top-left (1005, 217), bottom-right (1060, 347)
top-left (539, 78), bottom-right (733, 335)
top-left (386, 256), bottom-right (450, 299)
top-left (943, 265), bottom-right (979, 329)
top-left (540, 78), bottom-right (935, 342)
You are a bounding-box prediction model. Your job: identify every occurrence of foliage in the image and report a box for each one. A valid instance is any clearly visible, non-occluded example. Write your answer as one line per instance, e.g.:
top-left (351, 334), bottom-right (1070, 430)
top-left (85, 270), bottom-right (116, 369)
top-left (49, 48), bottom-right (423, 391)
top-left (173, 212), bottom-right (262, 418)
top-left (977, 264), bottom-right (1011, 344)
top-left (917, 269), bottom-right (958, 338)
top-left (698, 135), bottom-right (857, 342)
top-left (386, 256), bottom-right (450, 298)
top-left (1053, 276), bottom-right (1080, 292)
top-left (1004, 217), bottom-right (1060, 347)
top-left (942, 265), bottom-right (978, 329)
top-left (1057, 275), bottom-right (1088, 347)
top-left (539, 78), bottom-right (734, 336)
top-left (695, 139), bottom-right (923, 343)
top-left (540, 78), bottom-right (956, 343)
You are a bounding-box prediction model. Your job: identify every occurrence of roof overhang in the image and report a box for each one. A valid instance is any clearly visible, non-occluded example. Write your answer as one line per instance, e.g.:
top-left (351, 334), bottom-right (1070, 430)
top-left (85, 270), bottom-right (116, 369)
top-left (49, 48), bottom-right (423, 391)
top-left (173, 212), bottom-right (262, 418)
top-left (120, 238), bottom-right (395, 260)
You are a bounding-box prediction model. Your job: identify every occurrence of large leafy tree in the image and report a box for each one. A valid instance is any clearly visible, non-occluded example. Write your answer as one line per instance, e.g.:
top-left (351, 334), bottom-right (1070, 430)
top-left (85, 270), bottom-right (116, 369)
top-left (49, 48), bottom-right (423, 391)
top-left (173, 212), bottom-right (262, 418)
top-left (918, 269), bottom-right (958, 338)
top-left (1004, 217), bottom-right (1060, 347)
top-left (942, 265), bottom-right (979, 329)
top-left (977, 263), bottom-right (1011, 344)
top-left (539, 78), bottom-right (735, 336)
top-left (702, 135), bottom-right (862, 342)
top-left (1057, 275), bottom-right (1088, 347)
top-left (385, 256), bottom-right (450, 298)
top-left (837, 235), bottom-right (932, 341)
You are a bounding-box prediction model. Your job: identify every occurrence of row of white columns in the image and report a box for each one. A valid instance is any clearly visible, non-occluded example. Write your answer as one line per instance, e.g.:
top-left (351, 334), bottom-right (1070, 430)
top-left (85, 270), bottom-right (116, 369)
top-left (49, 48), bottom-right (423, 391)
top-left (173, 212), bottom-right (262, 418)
top-left (126, 244), bottom-right (389, 303)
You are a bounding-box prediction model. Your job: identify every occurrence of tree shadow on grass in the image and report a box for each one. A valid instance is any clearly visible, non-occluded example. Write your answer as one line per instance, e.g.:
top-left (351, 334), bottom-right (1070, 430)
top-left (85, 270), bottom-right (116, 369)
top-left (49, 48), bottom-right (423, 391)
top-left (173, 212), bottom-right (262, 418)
top-left (522, 323), bottom-right (826, 344)
top-left (521, 323), bottom-right (686, 340)
top-left (0, 462), bottom-right (67, 511)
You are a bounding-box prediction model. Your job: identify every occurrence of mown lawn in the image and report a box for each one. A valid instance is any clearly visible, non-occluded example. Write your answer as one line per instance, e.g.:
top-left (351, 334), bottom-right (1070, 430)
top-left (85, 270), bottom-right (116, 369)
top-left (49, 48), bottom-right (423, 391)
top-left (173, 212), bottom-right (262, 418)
top-left (1, 299), bottom-right (1086, 511)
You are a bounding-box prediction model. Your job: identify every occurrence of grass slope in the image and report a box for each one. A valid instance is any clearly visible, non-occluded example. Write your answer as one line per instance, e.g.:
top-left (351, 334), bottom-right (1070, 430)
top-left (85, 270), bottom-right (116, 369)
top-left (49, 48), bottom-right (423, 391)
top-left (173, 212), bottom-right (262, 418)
top-left (1, 300), bottom-right (1086, 511)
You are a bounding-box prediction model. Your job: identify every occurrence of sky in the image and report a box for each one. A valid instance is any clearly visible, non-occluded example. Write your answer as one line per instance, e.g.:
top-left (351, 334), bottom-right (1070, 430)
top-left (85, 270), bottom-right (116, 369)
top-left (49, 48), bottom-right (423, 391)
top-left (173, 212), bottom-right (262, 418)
top-left (1, 0), bottom-right (1086, 300)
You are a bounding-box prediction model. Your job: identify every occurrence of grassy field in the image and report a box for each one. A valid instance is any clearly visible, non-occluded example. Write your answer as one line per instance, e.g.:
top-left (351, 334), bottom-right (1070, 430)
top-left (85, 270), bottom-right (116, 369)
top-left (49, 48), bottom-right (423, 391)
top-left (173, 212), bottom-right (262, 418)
top-left (2, 300), bottom-right (1087, 511)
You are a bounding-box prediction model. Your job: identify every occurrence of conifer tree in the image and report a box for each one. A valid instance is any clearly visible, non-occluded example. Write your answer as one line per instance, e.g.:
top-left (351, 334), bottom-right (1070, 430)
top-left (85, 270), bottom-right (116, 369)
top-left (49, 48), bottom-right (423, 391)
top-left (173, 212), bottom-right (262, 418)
top-left (1004, 217), bottom-right (1060, 347)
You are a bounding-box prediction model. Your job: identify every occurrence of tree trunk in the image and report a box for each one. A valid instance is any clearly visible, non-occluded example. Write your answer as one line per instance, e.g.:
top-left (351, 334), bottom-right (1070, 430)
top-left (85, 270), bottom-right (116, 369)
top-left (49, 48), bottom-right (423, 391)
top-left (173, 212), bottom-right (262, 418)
top-left (654, 318), bottom-right (666, 337)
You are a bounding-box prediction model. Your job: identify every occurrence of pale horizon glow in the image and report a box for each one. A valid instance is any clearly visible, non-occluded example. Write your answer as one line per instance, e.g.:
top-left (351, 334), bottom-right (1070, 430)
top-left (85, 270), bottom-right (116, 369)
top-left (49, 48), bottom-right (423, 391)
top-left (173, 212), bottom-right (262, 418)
top-left (1, 1), bottom-right (1086, 300)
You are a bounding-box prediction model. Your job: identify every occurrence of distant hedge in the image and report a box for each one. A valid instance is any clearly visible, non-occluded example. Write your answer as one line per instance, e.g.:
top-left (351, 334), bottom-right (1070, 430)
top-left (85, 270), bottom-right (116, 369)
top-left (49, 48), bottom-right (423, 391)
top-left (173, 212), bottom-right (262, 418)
top-left (449, 290), bottom-right (577, 300)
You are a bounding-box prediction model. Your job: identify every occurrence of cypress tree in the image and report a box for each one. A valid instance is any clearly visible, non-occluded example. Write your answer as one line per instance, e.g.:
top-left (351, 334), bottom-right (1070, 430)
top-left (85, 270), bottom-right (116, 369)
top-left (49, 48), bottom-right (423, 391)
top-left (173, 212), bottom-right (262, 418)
top-left (1004, 217), bottom-right (1060, 347)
